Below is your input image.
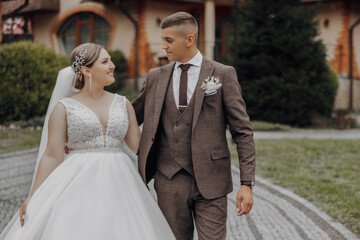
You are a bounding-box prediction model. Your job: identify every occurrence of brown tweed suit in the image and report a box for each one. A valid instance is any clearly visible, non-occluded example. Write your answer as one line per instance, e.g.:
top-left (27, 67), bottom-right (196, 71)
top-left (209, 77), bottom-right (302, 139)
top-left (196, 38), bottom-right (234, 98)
top-left (132, 57), bottom-right (255, 239)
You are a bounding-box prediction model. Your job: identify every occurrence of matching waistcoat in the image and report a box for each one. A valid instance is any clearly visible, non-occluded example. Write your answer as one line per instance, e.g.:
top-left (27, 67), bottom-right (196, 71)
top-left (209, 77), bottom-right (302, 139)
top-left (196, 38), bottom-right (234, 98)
top-left (156, 76), bottom-right (196, 179)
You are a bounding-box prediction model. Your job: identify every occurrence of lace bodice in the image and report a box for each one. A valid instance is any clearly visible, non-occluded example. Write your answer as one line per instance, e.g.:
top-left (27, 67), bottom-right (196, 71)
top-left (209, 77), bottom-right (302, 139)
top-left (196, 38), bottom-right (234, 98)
top-left (59, 94), bottom-right (128, 151)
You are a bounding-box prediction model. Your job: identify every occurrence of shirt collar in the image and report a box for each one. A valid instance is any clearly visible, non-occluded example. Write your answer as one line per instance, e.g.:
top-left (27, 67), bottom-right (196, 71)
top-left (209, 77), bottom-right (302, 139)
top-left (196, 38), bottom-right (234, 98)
top-left (175, 50), bottom-right (203, 69)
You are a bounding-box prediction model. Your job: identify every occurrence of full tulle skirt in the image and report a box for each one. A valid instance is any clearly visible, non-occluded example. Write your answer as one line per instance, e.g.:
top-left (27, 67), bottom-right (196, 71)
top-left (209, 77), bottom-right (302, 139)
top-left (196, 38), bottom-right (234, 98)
top-left (0, 150), bottom-right (175, 240)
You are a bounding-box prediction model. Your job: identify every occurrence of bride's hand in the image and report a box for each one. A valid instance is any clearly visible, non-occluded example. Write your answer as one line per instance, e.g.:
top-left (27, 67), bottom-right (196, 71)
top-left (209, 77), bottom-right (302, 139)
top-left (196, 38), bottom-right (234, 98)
top-left (19, 197), bottom-right (31, 227)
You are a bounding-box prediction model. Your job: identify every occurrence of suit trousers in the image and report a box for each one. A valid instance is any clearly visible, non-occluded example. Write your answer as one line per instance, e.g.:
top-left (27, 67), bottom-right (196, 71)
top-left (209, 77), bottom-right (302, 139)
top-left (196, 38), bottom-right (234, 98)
top-left (154, 169), bottom-right (227, 240)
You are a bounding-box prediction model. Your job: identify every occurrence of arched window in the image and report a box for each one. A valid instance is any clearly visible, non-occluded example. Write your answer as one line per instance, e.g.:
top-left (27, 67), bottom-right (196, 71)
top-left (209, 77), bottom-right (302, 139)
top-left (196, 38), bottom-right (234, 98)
top-left (58, 12), bottom-right (111, 54)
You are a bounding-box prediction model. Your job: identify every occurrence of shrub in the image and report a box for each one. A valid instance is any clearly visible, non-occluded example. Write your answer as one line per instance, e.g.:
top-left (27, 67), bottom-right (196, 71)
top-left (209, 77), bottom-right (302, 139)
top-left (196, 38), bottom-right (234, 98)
top-left (105, 50), bottom-right (127, 93)
top-left (0, 41), bottom-right (68, 123)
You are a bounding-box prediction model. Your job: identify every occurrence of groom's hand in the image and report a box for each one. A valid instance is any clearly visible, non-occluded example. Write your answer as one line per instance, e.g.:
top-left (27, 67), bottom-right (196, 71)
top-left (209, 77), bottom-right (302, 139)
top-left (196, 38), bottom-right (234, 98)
top-left (236, 186), bottom-right (254, 216)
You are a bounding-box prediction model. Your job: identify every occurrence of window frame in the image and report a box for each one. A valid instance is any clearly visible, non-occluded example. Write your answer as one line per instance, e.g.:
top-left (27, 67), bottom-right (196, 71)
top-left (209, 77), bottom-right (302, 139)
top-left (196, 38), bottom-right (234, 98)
top-left (58, 12), bottom-right (111, 48)
top-left (51, 8), bottom-right (115, 54)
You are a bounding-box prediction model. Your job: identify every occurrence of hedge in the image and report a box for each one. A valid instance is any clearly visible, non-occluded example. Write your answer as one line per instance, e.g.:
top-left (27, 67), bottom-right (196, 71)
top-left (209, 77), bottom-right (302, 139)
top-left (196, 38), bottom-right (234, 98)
top-left (0, 41), bottom-right (68, 124)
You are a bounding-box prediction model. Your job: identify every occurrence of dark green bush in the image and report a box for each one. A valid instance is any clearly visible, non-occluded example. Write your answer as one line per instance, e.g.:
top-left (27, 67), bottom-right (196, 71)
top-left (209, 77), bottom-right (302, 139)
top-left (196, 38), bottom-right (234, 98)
top-left (229, 0), bottom-right (338, 126)
top-left (0, 41), bottom-right (68, 124)
top-left (105, 50), bottom-right (127, 93)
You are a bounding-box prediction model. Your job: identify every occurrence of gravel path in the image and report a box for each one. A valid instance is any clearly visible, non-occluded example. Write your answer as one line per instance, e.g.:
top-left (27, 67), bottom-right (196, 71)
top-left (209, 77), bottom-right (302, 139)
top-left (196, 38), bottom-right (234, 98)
top-left (254, 129), bottom-right (360, 140)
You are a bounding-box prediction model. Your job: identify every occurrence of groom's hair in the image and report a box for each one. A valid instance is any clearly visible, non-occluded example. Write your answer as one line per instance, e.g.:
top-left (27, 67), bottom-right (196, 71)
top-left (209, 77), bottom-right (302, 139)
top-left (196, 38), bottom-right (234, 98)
top-left (161, 12), bottom-right (198, 41)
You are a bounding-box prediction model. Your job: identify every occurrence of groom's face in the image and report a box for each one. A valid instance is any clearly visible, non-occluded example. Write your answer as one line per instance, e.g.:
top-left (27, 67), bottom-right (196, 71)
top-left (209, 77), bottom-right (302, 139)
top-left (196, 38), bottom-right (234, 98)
top-left (161, 26), bottom-right (188, 63)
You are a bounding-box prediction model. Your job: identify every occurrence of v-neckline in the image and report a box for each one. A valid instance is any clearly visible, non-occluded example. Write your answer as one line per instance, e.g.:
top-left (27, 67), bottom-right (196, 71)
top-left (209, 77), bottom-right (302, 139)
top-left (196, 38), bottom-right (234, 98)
top-left (68, 94), bottom-right (117, 135)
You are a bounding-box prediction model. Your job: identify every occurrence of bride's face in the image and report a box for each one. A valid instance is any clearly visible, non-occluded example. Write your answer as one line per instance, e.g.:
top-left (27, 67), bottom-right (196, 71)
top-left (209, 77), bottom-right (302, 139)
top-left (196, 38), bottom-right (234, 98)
top-left (89, 48), bottom-right (115, 86)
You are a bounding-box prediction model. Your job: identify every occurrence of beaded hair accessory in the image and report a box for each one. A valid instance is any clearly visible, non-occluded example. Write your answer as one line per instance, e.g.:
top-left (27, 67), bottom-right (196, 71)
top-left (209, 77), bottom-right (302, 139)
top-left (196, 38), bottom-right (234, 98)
top-left (71, 49), bottom-right (88, 76)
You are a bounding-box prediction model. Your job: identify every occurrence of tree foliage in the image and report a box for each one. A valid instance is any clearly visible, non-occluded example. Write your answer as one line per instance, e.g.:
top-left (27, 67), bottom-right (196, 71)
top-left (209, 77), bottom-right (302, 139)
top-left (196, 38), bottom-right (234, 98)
top-left (229, 0), bottom-right (338, 126)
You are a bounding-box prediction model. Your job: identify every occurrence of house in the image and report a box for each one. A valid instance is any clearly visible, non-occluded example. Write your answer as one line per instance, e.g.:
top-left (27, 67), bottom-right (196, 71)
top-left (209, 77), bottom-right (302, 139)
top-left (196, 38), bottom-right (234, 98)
top-left (1, 0), bottom-right (360, 111)
top-left (305, 0), bottom-right (360, 112)
top-left (1, 0), bottom-right (233, 87)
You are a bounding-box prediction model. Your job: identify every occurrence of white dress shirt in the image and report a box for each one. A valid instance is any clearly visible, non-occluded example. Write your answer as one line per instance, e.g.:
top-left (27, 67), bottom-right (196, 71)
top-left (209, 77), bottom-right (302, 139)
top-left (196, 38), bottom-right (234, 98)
top-left (173, 51), bottom-right (203, 108)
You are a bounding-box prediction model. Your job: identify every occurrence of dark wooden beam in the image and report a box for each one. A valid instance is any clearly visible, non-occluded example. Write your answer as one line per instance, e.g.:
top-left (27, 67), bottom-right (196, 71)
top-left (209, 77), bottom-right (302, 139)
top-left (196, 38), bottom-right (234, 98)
top-left (0, 1), bottom-right (2, 43)
top-left (2, 0), bottom-right (29, 20)
top-left (348, 17), bottom-right (360, 111)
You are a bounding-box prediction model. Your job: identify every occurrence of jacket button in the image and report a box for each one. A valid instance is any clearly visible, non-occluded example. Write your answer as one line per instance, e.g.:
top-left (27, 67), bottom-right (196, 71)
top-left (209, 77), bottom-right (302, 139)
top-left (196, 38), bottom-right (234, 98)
top-left (151, 137), bottom-right (154, 142)
top-left (186, 122), bottom-right (190, 126)
top-left (175, 122), bottom-right (179, 126)
top-left (175, 139), bottom-right (179, 143)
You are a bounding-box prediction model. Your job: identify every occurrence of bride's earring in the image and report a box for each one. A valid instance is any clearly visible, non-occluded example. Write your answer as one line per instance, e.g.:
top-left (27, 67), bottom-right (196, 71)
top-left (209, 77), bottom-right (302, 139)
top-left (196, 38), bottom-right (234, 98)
top-left (89, 73), bottom-right (92, 91)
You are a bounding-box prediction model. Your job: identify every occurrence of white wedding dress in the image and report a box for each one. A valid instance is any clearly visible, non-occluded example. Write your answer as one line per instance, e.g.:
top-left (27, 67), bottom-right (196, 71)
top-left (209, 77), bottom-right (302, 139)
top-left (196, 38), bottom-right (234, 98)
top-left (0, 94), bottom-right (175, 240)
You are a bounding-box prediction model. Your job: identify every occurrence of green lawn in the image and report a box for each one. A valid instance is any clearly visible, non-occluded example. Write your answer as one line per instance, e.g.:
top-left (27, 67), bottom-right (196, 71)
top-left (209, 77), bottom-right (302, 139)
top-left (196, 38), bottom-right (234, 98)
top-left (0, 129), bottom-right (41, 154)
top-left (230, 139), bottom-right (360, 236)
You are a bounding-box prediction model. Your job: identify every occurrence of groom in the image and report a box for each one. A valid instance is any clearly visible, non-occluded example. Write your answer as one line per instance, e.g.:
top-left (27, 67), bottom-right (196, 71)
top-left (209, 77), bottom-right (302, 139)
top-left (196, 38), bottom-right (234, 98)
top-left (132, 12), bottom-right (255, 240)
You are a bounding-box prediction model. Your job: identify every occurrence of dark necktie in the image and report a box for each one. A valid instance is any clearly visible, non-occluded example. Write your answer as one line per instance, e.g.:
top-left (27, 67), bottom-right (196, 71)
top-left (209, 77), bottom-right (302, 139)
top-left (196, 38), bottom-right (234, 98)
top-left (179, 64), bottom-right (191, 113)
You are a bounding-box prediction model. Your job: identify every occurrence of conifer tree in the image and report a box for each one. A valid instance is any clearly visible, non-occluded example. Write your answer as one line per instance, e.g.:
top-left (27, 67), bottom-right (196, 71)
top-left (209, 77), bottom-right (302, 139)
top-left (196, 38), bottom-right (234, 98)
top-left (230, 0), bottom-right (338, 126)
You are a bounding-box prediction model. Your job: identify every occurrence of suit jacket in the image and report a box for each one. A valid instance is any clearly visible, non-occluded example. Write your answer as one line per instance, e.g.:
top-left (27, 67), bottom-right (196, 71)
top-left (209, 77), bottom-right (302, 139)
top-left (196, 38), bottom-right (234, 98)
top-left (132, 57), bottom-right (256, 199)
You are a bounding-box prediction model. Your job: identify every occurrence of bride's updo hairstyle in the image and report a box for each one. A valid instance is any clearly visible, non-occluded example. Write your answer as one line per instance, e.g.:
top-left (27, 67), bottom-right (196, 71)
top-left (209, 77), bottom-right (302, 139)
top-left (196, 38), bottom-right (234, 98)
top-left (70, 43), bottom-right (103, 89)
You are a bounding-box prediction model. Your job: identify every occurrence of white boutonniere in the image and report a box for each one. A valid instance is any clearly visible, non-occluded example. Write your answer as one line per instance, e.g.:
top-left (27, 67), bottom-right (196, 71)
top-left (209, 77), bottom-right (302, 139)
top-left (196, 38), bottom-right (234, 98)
top-left (201, 76), bottom-right (222, 95)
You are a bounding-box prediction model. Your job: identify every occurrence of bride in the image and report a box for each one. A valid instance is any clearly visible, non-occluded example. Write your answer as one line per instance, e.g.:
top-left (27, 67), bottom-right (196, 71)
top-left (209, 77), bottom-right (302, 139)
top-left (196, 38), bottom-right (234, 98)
top-left (0, 43), bottom-right (175, 240)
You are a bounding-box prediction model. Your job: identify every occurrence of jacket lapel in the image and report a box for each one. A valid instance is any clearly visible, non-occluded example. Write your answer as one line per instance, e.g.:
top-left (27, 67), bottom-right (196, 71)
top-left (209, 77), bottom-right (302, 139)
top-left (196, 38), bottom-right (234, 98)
top-left (192, 57), bottom-right (214, 132)
top-left (153, 62), bottom-right (175, 129)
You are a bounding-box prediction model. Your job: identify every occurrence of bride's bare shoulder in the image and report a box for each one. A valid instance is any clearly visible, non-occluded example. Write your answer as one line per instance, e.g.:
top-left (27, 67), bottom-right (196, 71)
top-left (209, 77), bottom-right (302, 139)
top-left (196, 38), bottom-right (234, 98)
top-left (125, 98), bottom-right (136, 115)
top-left (49, 102), bottom-right (67, 122)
